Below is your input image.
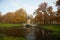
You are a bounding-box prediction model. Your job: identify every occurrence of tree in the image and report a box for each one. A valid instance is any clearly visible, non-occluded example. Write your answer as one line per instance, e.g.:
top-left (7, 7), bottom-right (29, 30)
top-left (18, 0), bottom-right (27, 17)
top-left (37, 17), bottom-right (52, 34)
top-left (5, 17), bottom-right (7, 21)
top-left (56, 0), bottom-right (60, 24)
top-left (1, 8), bottom-right (27, 24)
top-left (34, 12), bottom-right (44, 24)
top-left (56, 10), bottom-right (60, 24)
top-left (34, 2), bottom-right (57, 24)
top-left (56, 0), bottom-right (60, 6)
top-left (14, 8), bottom-right (27, 23)
top-left (47, 6), bottom-right (56, 24)
top-left (34, 2), bottom-right (48, 24)
top-left (0, 12), bottom-right (2, 23)
top-left (1, 12), bottom-right (14, 23)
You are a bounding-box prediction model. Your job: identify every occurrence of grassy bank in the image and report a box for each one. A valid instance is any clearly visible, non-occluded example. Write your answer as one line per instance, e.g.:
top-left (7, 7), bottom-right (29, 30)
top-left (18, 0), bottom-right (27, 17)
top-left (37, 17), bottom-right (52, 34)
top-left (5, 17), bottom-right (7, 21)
top-left (40, 24), bottom-right (60, 39)
top-left (0, 24), bottom-right (21, 27)
top-left (40, 24), bottom-right (60, 32)
top-left (0, 24), bottom-right (26, 40)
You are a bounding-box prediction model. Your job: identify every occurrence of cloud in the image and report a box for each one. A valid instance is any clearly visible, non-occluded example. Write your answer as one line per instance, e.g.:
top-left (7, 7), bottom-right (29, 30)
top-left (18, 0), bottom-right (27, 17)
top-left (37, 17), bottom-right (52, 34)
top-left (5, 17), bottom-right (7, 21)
top-left (21, 4), bottom-right (37, 15)
top-left (0, 0), bottom-right (57, 15)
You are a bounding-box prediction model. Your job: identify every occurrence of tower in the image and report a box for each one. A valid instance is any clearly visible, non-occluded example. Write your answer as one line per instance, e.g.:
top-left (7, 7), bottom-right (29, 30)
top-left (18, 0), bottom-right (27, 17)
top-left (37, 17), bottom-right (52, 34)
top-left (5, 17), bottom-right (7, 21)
top-left (26, 15), bottom-right (33, 24)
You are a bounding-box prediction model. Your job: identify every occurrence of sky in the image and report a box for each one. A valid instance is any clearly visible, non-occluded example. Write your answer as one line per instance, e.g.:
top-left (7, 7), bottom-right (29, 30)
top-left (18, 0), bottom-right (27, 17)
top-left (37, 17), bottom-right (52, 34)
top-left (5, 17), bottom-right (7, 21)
top-left (0, 0), bottom-right (57, 15)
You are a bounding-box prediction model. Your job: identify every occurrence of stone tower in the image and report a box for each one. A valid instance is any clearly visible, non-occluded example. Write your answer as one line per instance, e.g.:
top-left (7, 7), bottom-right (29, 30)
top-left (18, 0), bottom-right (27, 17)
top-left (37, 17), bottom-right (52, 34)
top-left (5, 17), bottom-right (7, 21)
top-left (26, 15), bottom-right (33, 24)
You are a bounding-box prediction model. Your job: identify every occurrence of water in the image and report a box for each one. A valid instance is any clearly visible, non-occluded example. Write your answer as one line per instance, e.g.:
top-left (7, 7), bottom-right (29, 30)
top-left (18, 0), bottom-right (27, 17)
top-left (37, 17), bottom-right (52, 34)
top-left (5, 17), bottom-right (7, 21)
top-left (26, 27), bottom-right (35, 40)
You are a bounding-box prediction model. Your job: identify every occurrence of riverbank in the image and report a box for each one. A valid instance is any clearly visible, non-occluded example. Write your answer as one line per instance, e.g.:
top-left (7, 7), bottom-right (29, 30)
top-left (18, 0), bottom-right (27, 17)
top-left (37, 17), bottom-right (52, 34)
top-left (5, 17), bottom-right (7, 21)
top-left (0, 26), bottom-right (26, 40)
top-left (40, 24), bottom-right (60, 32)
top-left (0, 24), bottom-right (21, 27)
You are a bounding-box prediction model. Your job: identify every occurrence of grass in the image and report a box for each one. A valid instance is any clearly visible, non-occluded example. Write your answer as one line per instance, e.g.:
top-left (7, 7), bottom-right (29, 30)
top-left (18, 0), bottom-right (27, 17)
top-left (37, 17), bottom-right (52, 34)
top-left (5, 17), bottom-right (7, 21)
top-left (0, 24), bottom-right (21, 27)
top-left (40, 24), bottom-right (60, 32)
top-left (40, 24), bottom-right (60, 38)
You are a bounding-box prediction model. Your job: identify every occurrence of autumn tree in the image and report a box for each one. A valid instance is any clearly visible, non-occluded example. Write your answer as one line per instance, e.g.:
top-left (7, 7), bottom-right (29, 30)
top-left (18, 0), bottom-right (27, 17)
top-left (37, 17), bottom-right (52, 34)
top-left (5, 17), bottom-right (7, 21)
top-left (34, 2), bottom-right (48, 24)
top-left (0, 12), bottom-right (2, 23)
top-left (1, 8), bottom-right (27, 24)
top-left (56, 0), bottom-right (60, 24)
top-left (34, 11), bottom-right (44, 24)
top-left (1, 12), bottom-right (14, 23)
top-left (14, 8), bottom-right (27, 23)
top-left (47, 6), bottom-right (56, 24)
top-left (34, 2), bottom-right (57, 24)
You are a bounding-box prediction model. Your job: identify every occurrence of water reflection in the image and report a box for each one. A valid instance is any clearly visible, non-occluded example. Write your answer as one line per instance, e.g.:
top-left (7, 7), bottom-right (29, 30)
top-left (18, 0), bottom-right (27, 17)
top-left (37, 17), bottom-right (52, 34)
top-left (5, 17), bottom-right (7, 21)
top-left (0, 26), bottom-right (60, 40)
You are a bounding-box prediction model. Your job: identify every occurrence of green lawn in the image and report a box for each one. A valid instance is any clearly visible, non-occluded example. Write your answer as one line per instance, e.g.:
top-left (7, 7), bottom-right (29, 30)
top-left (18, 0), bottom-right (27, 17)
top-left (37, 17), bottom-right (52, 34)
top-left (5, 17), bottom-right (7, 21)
top-left (40, 24), bottom-right (60, 32)
top-left (0, 24), bottom-right (21, 27)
